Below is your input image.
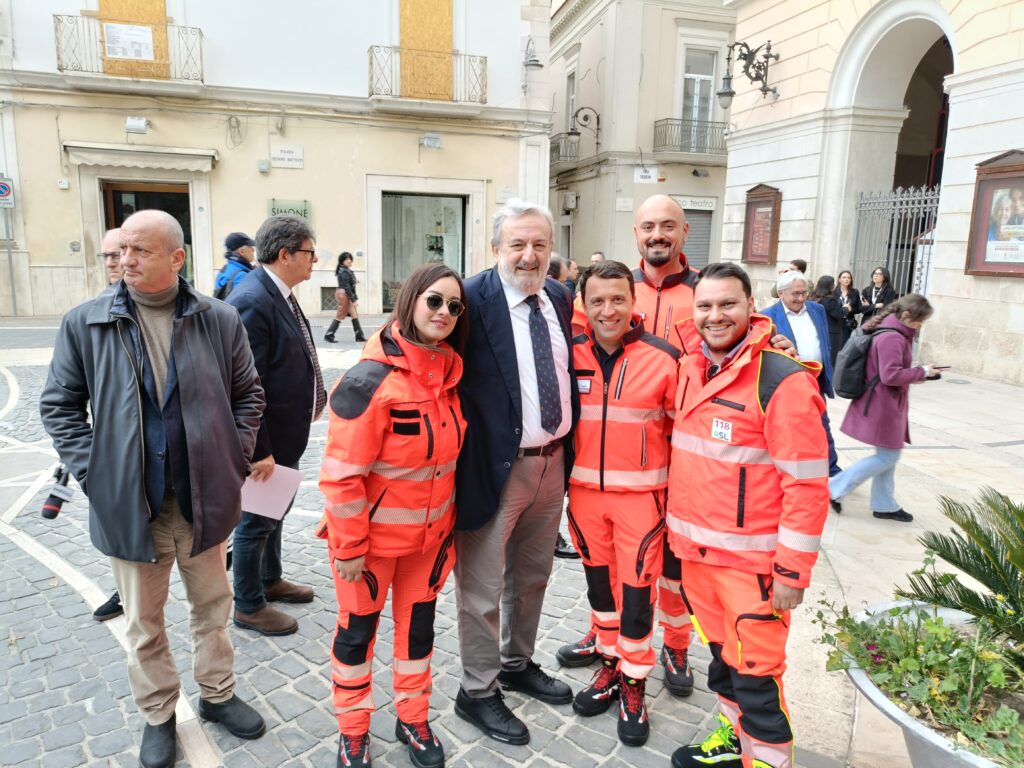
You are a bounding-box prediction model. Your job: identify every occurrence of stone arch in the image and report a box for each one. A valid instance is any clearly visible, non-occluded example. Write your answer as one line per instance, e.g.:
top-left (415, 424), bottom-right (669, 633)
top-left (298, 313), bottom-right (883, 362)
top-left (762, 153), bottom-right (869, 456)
top-left (828, 0), bottom-right (956, 111)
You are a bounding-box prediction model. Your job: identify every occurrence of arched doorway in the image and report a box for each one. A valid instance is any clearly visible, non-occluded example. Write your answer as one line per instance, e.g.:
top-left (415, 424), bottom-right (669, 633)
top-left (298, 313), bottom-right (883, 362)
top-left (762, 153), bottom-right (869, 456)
top-left (814, 0), bottom-right (955, 294)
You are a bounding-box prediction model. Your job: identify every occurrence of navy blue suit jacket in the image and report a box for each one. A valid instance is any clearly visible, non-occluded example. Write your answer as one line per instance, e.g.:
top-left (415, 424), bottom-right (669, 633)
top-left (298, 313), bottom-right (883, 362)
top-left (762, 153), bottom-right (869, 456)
top-left (454, 267), bottom-right (580, 531)
top-left (226, 267), bottom-right (321, 466)
top-left (761, 299), bottom-right (834, 397)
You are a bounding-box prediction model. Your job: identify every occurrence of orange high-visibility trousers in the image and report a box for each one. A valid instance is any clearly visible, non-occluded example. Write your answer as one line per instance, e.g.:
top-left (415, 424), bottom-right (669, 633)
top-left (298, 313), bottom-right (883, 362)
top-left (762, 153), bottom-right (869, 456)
top-left (567, 486), bottom-right (667, 678)
top-left (329, 533), bottom-right (455, 734)
top-left (679, 559), bottom-right (794, 768)
top-left (659, 540), bottom-right (692, 651)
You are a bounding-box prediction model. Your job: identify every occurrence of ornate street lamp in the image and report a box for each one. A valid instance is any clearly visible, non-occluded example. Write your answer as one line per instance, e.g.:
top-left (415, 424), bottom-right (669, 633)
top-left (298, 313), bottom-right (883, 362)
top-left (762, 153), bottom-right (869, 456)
top-left (568, 106), bottom-right (601, 150)
top-left (717, 41), bottom-right (780, 109)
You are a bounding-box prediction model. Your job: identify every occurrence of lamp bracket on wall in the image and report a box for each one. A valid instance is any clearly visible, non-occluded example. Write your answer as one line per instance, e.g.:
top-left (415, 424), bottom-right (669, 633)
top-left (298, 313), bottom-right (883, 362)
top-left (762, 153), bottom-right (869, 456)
top-left (521, 36), bottom-right (544, 94)
top-left (716, 40), bottom-right (780, 109)
top-left (568, 106), bottom-right (601, 151)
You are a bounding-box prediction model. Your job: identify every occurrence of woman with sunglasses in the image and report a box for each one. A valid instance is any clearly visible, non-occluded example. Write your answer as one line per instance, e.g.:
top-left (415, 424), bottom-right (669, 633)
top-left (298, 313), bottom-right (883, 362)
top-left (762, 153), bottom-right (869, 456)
top-left (860, 265), bottom-right (896, 321)
top-left (318, 263), bottom-right (468, 768)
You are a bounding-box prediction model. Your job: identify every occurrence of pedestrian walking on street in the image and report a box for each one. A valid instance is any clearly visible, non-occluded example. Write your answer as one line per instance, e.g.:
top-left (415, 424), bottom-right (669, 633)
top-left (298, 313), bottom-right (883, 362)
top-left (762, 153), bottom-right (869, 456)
top-left (318, 263), bottom-right (468, 768)
top-left (213, 231), bottom-right (256, 300)
top-left (829, 294), bottom-right (939, 523)
top-left (226, 214), bottom-right (325, 636)
top-left (40, 209), bottom-right (268, 768)
top-left (325, 251), bottom-right (367, 343)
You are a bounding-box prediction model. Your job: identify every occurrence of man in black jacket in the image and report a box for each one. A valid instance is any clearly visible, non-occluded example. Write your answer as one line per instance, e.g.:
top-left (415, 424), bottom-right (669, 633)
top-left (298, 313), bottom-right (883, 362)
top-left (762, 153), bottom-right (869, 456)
top-left (40, 209), bottom-right (267, 768)
top-left (227, 214), bottom-right (326, 636)
top-left (452, 200), bottom-right (579, 745)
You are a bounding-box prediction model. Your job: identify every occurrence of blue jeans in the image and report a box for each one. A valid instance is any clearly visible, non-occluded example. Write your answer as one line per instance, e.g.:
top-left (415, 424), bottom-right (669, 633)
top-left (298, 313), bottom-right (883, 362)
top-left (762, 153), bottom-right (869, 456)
top-left (828, 447), bottom-right (902, 513)
top-left (822, 408), bottom-right (840, 477)
top-left (232, 463), bottom-right (298, 613)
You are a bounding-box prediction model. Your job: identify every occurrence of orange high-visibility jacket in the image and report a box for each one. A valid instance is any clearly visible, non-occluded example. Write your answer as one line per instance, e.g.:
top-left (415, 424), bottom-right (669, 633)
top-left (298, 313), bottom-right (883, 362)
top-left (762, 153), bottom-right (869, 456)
top-left (318, 323), bottom-right (466, 561)
top-left (633, 255), bottom-right (700, 352)
top-left (666, 314), bottom-right (829, 589)
top-left (571, 255), bottom-right (700, 352)
top-left (570, 318), bottom-right (680, 492)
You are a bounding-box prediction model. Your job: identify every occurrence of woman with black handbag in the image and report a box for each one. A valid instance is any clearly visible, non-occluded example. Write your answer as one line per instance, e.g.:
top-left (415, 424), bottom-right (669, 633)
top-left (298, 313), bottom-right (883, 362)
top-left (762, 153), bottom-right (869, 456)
top-left (835, 269), bottom-right (863, 349)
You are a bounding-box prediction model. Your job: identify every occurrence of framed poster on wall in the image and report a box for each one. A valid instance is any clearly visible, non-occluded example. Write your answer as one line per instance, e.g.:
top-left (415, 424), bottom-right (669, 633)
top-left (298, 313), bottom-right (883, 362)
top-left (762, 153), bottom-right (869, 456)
top-left (742, 184), bottom-right (781, 265)
top-left (965, 150), bottom-right (1024, 277)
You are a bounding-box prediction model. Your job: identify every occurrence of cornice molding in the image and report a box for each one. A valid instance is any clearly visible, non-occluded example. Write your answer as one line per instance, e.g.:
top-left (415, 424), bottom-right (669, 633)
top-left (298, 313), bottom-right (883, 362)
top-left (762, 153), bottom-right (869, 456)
top-left (0, 69), bottom-right (553, 136)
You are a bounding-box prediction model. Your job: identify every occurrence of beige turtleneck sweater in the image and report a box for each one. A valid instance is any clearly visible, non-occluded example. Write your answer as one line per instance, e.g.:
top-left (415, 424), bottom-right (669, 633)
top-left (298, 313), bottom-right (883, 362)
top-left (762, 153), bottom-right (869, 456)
top-left (128, 282), bottom-right (179, 405)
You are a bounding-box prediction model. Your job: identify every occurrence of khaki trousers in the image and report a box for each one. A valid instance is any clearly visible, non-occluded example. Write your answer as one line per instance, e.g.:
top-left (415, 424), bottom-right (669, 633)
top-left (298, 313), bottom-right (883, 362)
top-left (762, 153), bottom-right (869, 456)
top-left (110, 496), bottom-right (235, 725)
top-left (454, 446), bottom-right (565, 697)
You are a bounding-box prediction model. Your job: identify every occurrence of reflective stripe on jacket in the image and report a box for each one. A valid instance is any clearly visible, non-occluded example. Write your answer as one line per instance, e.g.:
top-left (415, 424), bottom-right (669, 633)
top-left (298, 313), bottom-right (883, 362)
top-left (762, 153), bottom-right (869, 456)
top-left (667, 314), bottom-right (829, 588)
top-left (569, 318), bottom-right (679, 492)
top-left (318, 323), bottom-right (466, 560)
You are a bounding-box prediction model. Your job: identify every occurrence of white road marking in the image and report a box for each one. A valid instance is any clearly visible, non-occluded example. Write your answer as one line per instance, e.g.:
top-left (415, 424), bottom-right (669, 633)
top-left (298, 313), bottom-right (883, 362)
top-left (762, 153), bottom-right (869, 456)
top-left (0, 366), bottom-right (19, 420)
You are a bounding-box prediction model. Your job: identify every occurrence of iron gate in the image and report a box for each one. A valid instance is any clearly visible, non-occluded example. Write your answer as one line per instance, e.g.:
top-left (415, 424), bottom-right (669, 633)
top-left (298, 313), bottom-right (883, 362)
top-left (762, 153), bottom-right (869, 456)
top-left (850, 186), bottom-right (940, 296)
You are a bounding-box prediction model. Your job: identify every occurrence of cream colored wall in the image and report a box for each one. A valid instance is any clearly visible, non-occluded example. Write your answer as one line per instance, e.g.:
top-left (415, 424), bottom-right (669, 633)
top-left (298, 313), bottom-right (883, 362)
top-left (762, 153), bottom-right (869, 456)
top-left (6, 92), bottom-right (528, 316)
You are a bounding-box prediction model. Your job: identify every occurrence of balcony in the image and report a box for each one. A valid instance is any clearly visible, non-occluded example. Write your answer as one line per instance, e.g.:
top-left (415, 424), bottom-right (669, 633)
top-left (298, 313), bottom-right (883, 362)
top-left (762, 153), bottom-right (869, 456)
top-left (550, 133), bottom-right (579, 170)
top-left (367, 46), bottom-right (487, 117)
top-left (653, 119), bottom-right (728, 163)
top-left (54, 15), bottom-right (203, 87)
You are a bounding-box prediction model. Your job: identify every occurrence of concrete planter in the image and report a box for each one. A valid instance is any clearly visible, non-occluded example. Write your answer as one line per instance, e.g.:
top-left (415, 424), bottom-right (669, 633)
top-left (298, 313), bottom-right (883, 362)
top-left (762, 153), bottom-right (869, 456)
top-left (846, 600), bottom-right (999, 768)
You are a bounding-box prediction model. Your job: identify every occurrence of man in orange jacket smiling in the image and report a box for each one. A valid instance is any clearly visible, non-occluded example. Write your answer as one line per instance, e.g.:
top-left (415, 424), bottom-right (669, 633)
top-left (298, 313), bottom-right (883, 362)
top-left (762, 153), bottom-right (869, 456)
top-left (668, 262), bottom-right (829, 768)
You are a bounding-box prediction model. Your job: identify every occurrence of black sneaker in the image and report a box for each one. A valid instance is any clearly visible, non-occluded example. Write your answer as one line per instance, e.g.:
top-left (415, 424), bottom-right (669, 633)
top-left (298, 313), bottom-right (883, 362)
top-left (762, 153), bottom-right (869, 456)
top-left (873, 509), bottom-right (913, 522)
top-left (556, 630), bottom-right (600, 668)
top-left (497, 660), bottom-right (573, 705)
top-left (572, 655), bottom-right (619, 716)
top-left (617, 674), bottom-right (649, 746)
top-left (454, 688), bottom-right (529, 745)
top-left (671, 713), bottom-right (742, 767)
top-left (661, 645), bottom-right (694, 697)
top-left (337, 732), bottom-right (371, 768)
top-left (395, 719), bottom-right (445, 768)
top-left (829, 497), bottom-right (842, 514)
top-left (93, 591), bottom-right (123, 622)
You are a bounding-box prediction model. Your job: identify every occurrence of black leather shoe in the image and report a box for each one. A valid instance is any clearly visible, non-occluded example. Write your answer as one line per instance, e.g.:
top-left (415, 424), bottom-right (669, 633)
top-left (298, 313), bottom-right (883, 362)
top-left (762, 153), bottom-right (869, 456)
top-left (454, 689), bottom-right (529, 745)
top-left (498, 660), bottom-right (573, 705)
top-left (139, 714), bottom-right (176, 768)
top-left (93, 591), bottom-right (123, 621)
top-left (829, 497), bottom-right (842, 514)
top-left (873, 509), bottom-right (913, 523)
top-left (554, 532), bottom-right (581, 559)
top-left (198, 694), bottom-right (266, 739)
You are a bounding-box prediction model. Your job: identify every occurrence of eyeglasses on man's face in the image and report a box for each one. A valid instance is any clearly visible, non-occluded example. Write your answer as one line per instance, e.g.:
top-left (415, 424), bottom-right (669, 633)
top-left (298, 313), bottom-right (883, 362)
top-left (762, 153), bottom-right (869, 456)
top-left (292, 248), bottom-right (317, 260)
top-left (100, 251), bottom-right (120, 262)
top-left (424, 293), bottom-right (465, 317)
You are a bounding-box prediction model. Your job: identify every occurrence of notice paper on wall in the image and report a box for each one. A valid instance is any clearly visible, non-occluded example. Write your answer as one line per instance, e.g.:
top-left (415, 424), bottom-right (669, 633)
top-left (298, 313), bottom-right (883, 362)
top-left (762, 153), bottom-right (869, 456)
top-left (240, 465), bottom-right (303, 520)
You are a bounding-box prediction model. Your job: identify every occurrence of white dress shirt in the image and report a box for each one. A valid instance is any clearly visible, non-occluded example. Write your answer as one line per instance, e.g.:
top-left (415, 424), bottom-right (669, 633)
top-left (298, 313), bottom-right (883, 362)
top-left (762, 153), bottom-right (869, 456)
top-left (499, 276), bottom-right (572, 448)
top-left (264, 266), bottom-right (320, 422)
top-left (785, 304), bottom-right (823, 363)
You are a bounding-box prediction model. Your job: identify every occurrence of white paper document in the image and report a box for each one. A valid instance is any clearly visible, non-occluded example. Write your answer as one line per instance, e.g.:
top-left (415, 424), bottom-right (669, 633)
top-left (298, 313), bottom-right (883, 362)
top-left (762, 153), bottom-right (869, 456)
top-left (240, 465), bottom-right (303, 520)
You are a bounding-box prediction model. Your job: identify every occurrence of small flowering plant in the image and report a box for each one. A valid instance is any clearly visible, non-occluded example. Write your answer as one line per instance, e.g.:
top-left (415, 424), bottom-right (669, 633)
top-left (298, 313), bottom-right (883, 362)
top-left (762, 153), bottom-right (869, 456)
top-left (814, 488), bottom-right (1024, 766)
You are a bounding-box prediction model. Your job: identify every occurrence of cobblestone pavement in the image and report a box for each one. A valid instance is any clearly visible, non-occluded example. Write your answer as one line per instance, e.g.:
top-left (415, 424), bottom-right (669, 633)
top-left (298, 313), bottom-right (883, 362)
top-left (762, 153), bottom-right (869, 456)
top-left (0, 317), bottom-right (748, 768)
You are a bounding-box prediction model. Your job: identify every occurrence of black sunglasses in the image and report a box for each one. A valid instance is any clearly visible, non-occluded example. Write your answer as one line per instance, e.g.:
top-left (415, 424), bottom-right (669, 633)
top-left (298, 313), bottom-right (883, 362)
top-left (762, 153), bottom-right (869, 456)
top-left (424, 293), bottom-right (465, 317)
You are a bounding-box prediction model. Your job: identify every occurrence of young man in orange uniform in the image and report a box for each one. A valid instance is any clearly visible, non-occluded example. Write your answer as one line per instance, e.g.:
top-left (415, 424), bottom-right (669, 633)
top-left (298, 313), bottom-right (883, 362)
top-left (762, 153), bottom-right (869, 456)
top-left (561, 194), bottom-right (698, 696)
top-left (667, 263), bottom-right (829, 768)
top-left (566, 260), bottom-right (680, 746)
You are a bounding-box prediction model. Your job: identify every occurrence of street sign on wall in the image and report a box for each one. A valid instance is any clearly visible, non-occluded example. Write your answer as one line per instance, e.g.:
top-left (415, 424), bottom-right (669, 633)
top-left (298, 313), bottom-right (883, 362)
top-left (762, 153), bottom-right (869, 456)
top-left (0, 179), bottom-right (15, 208)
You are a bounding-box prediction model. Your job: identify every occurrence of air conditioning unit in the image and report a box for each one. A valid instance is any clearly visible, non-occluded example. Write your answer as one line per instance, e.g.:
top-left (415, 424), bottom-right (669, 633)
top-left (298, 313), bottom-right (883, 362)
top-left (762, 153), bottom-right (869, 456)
top-left (562, 191), bottom-right (578, 211)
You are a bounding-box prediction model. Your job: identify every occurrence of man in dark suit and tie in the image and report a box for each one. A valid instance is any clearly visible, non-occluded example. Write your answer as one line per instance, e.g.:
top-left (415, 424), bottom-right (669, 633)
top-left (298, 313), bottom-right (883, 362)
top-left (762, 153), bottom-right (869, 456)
top-left (227, 214), bottom-right (326, 636)
top-left (453, 200), bottom-right (579, 745)
top-left (761, 270), bottom-right (841, 477)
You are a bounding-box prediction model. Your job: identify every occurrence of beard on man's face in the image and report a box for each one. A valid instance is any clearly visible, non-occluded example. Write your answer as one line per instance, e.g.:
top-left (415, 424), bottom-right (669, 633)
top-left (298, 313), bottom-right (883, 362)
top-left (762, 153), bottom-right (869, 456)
top-left (642, 241), bottom-right (676, 267)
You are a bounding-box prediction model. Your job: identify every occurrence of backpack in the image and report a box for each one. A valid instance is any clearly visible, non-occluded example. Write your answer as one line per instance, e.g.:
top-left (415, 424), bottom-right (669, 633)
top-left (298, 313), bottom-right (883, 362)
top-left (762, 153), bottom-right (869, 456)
top-left (833, 326), bottom-right (900, 399)
top-left (213, 268), bottom-right (233, 301)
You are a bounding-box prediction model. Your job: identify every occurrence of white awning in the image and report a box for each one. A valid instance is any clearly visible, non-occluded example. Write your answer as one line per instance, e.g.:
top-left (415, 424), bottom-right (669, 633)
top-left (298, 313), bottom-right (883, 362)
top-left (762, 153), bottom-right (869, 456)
top-left (62, 141), bottom-right (218, 172)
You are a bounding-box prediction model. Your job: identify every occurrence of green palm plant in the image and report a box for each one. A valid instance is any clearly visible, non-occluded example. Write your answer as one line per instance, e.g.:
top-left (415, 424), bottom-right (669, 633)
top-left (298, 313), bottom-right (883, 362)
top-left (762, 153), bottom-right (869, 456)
top-left (896, 487), bottom-right (1024, 672)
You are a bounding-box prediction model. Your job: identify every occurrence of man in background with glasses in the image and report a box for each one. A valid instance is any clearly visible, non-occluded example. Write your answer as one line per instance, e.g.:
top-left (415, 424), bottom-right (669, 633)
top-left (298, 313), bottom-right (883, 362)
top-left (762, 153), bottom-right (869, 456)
top-left (226, 214), bottom-right (326, 636)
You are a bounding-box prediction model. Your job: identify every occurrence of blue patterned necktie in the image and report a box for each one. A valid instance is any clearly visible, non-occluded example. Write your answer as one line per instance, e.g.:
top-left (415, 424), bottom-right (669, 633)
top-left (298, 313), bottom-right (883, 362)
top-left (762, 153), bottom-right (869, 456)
top-left (288, 294), bottom-right (326, 420)
top-left (524, 294), bottom-right (561, 435)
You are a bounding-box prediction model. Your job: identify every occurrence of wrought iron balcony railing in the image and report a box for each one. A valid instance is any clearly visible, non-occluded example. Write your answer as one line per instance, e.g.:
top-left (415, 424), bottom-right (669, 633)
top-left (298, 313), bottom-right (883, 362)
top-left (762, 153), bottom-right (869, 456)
top-left (54, 15), bottom-right (203, 83)
top-left (653, 119), bottom-right (728, 155)
top-left (550, 133), bottom-right (579, 165)
top-left (368, 46), bottom-right (486, 104)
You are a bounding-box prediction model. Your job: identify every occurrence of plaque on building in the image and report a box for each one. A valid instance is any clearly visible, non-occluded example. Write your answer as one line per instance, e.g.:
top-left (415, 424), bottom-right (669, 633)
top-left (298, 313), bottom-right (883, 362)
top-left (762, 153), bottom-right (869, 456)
top-left (965, 149), bottom-right (1024, 277)
top-left (742, 184), bottom-right (781, 265)
top-left (268, 199), bottom-right (312, 221)
top-left (103, 24), bottom-right (155, 61)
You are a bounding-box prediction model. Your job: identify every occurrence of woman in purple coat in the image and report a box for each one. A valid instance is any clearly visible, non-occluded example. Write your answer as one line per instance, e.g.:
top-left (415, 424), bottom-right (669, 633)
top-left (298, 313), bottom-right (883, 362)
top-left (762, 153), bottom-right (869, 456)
top-left (828, 294), bottom-right (939, 522)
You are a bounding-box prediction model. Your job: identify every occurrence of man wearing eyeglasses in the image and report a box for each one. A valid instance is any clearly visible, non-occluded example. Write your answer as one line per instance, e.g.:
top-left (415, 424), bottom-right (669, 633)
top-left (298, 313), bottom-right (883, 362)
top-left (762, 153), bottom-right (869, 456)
top-left (225, 214), bottom-right (326, 636)
top-left (99, 227), bottom-right (123, 285)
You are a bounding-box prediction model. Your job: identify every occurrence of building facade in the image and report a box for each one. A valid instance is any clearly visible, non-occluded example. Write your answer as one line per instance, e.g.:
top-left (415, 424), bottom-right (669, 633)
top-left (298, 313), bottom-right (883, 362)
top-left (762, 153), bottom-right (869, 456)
top-left (0, 0), bottom-right (552, 316)
top-left (548, 0), bottom-right (735, 269)
top-left (719, 0), bottom-right (1024, 383)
